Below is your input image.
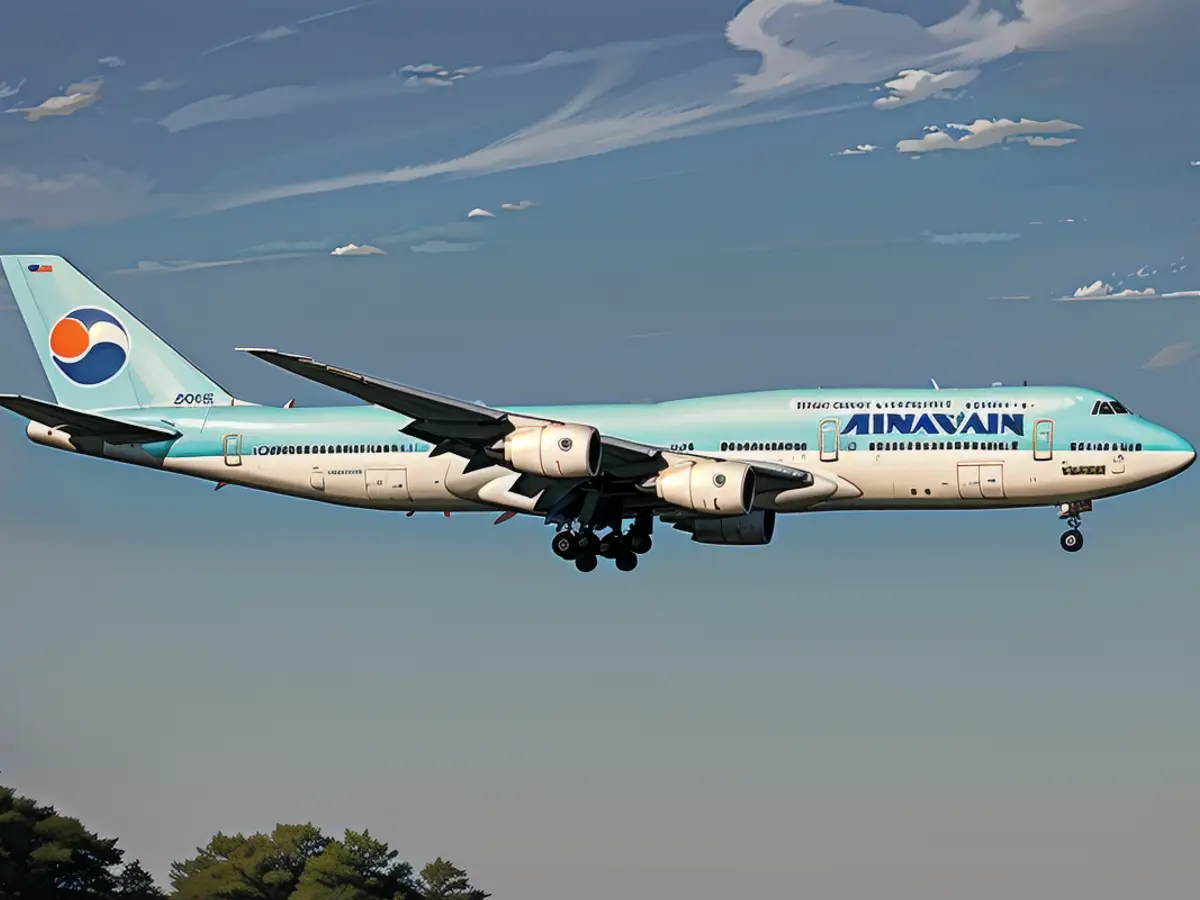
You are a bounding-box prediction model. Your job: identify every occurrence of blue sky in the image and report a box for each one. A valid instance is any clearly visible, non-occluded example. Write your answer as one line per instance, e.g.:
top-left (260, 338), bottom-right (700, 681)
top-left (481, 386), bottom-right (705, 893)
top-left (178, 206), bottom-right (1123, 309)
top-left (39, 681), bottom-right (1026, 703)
top-left (2, 1), bottom-right (1199, 898)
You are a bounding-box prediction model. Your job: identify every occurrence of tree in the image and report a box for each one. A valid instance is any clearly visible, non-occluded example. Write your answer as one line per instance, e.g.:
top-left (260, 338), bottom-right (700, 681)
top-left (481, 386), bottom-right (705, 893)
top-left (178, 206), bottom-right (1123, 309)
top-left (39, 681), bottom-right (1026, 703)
top-left (292, 830), bottom-right (421, 900)
top-left (0, 783), bottom-right (125, 898)
top-left (114, 860), bottom-right (166, 898)
top-left (419, 858), bottom-right (490, 900)
top-left (169, 824), bottom-right (332, 900)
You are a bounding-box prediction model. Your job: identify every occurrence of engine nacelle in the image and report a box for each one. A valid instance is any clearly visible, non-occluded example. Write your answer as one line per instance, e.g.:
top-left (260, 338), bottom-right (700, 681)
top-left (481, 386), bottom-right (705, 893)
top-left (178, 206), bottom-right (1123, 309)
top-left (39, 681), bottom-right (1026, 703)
top-left (676, 510), bottom-right (776, 545)
top-left (503, 424), bottom-right (601, 479)
top-left (655, 460), bottom-right (755, 515)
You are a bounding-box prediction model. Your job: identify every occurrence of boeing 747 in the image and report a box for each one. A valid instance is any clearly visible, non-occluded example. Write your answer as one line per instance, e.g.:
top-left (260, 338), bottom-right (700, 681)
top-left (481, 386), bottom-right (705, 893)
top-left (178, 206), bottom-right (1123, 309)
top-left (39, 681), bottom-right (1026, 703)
top-left (2, 255), bottom-right (1194, 572)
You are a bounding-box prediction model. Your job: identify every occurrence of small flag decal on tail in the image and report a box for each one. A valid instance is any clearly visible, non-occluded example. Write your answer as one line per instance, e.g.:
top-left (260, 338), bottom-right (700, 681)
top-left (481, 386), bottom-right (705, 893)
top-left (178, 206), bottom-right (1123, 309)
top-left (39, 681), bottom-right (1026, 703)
top-left (27, 264), bottom-right (53, 273)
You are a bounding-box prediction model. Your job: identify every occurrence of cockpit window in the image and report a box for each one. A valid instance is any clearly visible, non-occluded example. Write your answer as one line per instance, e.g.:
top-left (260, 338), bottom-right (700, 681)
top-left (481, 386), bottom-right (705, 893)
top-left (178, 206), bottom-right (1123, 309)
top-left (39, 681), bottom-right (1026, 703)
top-left (1091, 400), bottom-right (1131, 415)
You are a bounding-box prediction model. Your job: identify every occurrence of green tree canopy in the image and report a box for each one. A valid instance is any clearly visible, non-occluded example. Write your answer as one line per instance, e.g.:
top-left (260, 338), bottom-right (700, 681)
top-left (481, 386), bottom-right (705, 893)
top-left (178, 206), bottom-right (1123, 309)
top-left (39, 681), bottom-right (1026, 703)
top-left (292, 829), bottom-right (421, 900)
top-left (0, 782), bottom-right (136, 898)
top-left (169, 824), bottom-right (332, 900)
top-left (419, 858), bottom-right (490, 900)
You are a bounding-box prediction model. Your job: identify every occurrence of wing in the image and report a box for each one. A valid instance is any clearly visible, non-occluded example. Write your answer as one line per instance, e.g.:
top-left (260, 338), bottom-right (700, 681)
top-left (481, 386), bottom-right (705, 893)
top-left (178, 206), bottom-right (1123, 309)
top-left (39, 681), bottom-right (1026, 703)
top-left (0, 394), bottom-right (180, 444)
top-left (239, 349), bottom-right (816, 511)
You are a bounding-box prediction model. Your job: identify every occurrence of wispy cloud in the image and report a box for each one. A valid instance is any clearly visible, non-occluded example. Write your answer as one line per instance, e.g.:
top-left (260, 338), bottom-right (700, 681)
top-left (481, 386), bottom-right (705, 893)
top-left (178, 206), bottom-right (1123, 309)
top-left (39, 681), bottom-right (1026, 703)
top-left (201, 4), bottom-right (366, 56)
top-left (0, 79), bottom-right (23, 100)
top-left (410, 240), bottom-right (480, 254)
top-left (397, 63), bottom-right (483, 88)
top-left (467, 208), bottom-right (495, 218)
top-left (137, 77), bottom-right (183, 93)
top-left (0, 163), bottom-right (164, 229)
top-left (898, 118), bottom-right (1081, 153)
top-left (169, 1), bottom-right (1164, 215)
top-left (926, 231), bottom-right (1020, 245)
top-left (1056, 280), bottom-right (1200, 301)
top-left (500, 200), bottom-right (537, 211)
top-left (834, 143), bottom-right (878, 156)
top-left (874, 68), bottom-right (978, 109)
top-left (331, 243), bottom-right (384, 256)
top-left (6, 78), bottom-right (103, 121)
top-left (111, 253), bottom-right (308, 276)
top-left (1143, 342), bottom-right (1199, 370)
top-left (98, 56), bottom-right (126, 69)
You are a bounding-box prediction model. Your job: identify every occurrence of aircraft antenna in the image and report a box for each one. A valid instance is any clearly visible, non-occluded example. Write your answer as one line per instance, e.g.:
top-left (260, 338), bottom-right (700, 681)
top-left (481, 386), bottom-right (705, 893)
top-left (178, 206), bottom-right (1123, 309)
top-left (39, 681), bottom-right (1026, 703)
top-left (930, 378), bottom-right (940, 390)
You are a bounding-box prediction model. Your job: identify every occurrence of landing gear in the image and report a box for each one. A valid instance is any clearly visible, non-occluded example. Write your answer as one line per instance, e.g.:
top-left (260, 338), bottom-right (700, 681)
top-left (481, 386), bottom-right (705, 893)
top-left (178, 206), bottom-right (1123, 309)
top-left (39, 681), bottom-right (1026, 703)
top-left (1060, 529), bottom-right (1083, 552)
top-left (552, 516), bottom-right (652, 571)
top-left (1056, 500), bottom-right (1092, 553)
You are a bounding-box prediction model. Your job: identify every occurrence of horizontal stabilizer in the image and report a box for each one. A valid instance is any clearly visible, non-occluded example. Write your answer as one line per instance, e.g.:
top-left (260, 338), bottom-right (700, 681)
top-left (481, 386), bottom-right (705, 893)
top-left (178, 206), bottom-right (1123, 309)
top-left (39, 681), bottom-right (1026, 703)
top-left (0, 394), bottom-right (180, 443)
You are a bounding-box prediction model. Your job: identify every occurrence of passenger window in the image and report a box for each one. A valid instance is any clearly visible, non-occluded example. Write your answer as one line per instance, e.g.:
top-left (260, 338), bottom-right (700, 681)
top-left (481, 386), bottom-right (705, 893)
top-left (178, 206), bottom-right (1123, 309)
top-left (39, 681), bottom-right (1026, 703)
top-left (1135, 442), bottom-right (1142, 451)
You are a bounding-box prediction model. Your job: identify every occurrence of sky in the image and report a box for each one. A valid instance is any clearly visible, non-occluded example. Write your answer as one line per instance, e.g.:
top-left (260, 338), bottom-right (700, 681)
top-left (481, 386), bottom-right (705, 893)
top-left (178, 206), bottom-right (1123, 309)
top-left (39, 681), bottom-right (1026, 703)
top-left (1, 1), bottom-right (1199, 898)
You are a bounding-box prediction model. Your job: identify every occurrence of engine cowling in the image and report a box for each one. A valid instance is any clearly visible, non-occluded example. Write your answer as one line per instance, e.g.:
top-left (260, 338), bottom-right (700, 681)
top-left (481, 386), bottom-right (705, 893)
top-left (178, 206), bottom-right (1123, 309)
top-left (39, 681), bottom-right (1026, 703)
top-left (503, 424), bottom-right (601, 479)
top-left (675, 510), bottom-right (776, 545)
top-left (655, 460), bottom-right (755, 515)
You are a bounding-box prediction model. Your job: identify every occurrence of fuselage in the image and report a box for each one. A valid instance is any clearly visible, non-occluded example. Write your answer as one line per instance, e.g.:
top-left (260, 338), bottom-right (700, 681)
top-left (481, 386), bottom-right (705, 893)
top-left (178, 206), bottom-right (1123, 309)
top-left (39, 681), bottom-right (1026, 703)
top-left (28, 385), bottom-right (1196, 514)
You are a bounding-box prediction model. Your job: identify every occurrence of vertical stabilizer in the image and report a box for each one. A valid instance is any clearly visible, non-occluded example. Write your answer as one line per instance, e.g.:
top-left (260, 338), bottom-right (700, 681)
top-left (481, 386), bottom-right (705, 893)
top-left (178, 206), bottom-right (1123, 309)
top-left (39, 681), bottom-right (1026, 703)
top-left (1, 254), bottom-right (235, 411)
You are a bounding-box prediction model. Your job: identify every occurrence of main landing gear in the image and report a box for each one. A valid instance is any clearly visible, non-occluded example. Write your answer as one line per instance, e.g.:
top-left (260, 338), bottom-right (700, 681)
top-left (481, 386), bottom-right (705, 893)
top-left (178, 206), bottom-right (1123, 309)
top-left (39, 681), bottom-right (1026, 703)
top-left (551, 517), bottom-right (653, 573)
top-left (1056, 499), bottom-right (1092, 553)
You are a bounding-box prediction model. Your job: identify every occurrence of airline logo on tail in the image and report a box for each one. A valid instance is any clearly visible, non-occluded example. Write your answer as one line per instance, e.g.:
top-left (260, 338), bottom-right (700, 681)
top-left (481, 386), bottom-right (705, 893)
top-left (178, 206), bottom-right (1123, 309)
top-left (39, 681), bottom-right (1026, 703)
top-left (48, 307), bottom-right (131, 386)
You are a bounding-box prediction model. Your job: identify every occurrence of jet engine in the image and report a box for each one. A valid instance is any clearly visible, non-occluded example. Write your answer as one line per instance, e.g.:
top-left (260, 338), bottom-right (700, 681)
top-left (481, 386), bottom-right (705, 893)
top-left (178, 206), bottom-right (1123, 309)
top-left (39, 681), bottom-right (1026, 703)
top-left (655, 460), bottom-right (755, 515)
top-left (674, 510), bottom-right (776, 545)
top-left (503, 424), bottom-right (601, 479)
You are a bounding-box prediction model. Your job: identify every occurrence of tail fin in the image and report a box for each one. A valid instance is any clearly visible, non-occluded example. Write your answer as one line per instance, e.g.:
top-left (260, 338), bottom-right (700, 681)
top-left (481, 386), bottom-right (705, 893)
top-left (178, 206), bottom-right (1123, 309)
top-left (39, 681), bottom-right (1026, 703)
top-left (2, 254), bottom-right (235, 411)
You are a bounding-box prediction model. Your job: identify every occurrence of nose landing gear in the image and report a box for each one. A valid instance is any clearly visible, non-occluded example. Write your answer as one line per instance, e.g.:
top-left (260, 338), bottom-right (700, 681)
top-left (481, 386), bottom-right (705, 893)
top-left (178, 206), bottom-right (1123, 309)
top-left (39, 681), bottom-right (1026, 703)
top-left (1056, 500), bottom-right (1092, 553)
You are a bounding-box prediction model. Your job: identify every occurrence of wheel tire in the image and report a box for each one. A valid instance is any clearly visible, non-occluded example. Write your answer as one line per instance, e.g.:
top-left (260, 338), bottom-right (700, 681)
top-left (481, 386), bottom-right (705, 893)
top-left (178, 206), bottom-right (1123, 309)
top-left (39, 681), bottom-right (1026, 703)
top-left (575, 553), bottom-right (598, 573)
top-left (552, 532), bottom-right (578, 560)
top-left (1060, 529), bottom-right (1084, 553)
top-left (576, 531), bottom-right (597, 555)
top-left (628, 533), bottom-right (652, 555)
top-left (615, 551), bottom-right (638, 572)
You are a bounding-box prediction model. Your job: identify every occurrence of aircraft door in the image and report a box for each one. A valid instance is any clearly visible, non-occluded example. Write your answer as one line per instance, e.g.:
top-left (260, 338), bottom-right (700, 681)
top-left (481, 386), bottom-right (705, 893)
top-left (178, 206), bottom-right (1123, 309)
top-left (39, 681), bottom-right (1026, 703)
top-left (979, 463), bottom-right (1005, 499)
top-left (223, 433), bottom-right (242, 467)
top-left (1111, 448), bottom-right (1126, 474)
top-left (365, 467), bottom-right (412, 503)
top-left (1033, 419), bottom-right (1054, 461)
top-left (819, 418), bottom-right (839, 462)
top-left (957, 464), bottom-right (982, 499)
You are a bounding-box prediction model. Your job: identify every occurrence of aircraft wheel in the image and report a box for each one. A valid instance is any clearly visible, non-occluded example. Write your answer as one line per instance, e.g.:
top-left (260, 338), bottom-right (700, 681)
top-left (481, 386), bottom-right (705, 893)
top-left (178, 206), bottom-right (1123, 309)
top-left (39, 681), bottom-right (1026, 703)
top-left (628, 533), bottom-right (652, 555)
top-left (575, 553), bottom-right (598, 573)
top-left (552, 531), bottom-right (578, 560)
top-left (1060, 529), bottom-right (1084, 553)
top-left (615, 551), bottom-right (639, 572)
top-left (575, 530), bottom-right (598, 556)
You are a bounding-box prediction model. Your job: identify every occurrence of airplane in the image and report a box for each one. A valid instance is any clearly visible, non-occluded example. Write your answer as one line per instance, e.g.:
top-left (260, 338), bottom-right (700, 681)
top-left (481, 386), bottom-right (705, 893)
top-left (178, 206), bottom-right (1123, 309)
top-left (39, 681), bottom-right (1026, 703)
top-left (1, 254), bottom-right (1195, 572)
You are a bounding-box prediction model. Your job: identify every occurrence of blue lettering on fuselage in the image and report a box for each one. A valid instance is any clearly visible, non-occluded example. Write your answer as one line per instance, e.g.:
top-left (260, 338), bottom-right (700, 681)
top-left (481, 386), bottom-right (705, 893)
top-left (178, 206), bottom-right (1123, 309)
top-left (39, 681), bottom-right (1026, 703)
top-left (841, 412), bottom-right (1025, 437)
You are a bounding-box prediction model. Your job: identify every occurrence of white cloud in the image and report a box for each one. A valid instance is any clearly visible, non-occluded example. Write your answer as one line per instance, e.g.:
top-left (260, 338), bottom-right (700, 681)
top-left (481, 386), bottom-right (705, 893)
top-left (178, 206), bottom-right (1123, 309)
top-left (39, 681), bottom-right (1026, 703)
top-left (834, 143), bottom-right (878, 156)
top-left (137, 77), bottom-right (183, 93)
top-left (297, 4), bottom-right (368, 25)
top-left (500, 200), bottom-right (537, 211)
top-left (98, 56), bottom-right (126, 69)
top-left (1191, 160), bottom-right (1200, 166)
top-left (0, 163), bottom-right (163, 229)
top-left (111, 253), bottom-right (308, 276)
top-left (331, 243), bottom-right (384, 256)
top-left (1056, 280), bottom-right (1200, 301)
top-left (1021, 135), bottom-right (1076, 147)
top-left (897, 118), bottom-right (1081, 153)
top-left (410, 240), bottom-right (480, 254)
top-left (396, 62), bottom-right (483, 88)
top-left (6, 78), bottom-right (103, 121)
top-left (467, 208), bottom-right (495, 218)
top-left (926, 231), bottom-right (1020, 245)
top-left (873, 68), bottom-right (978, 109)
top-left (256, 25), bottom-right (299, 42)
top-left (1143, 341), bottom-right (1199, 370)
top-left (0, 79), bottom-right (23, 99)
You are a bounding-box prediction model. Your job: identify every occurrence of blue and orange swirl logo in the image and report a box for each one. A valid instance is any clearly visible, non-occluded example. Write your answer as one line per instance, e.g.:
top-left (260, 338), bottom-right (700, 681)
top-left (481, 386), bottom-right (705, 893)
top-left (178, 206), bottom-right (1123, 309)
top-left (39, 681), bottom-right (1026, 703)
top-left (48, 307), bottom-right (131, 387)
